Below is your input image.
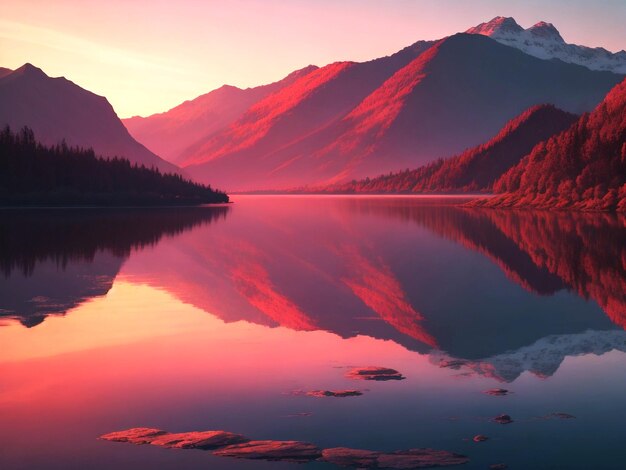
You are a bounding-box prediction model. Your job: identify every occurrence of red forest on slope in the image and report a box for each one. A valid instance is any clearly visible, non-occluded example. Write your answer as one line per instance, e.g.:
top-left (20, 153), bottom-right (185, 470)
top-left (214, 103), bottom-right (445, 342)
top-left (477, 78), bottom-right (626, 211)
top-left (308, 104), bottom-right (577, 193)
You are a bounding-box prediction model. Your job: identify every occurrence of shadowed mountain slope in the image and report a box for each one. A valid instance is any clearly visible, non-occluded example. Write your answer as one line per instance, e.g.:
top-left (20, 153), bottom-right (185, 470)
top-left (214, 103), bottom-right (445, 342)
top-left (307, 104), bottom-right (578, 193)
top-left (0, 64), bottom-right (179, 174)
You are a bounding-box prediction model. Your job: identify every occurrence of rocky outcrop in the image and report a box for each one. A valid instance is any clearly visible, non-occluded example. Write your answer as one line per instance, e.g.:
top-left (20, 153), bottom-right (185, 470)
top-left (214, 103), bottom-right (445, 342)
top-left (101, 427), bottom-right (469, 468)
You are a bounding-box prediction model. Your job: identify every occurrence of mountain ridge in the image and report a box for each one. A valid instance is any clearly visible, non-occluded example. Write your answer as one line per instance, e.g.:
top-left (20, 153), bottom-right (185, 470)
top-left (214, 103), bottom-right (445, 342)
top-left (184, 33), bottom-right (622, 191)
top-left (466, 16), bottom-right (626, 73)
top-left (0, 64), bottom-right (180, 175)
top-left (122, 65), bottom-right (319, 164)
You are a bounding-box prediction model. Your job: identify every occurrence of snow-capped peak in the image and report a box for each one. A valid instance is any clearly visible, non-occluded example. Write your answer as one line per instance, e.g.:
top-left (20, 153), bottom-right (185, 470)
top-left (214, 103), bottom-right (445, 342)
top-left (466, 16), bottom-right (523, 37)
top-left (466, 17), bottom-right (626, 74)
top-left (527, 21), bottom-right (564, 42)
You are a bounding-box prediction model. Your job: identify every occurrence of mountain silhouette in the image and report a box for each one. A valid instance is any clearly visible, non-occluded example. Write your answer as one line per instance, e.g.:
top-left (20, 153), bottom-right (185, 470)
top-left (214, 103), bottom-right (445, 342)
top-left (0, 64), bottom-right (179, 174)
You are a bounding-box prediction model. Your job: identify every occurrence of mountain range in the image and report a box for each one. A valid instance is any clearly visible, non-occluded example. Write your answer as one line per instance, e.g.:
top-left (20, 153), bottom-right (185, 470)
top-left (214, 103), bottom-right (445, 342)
top-left (0, 64), bottom-right (179, 175)
top-left (119, 18), bottom-right (624, 191)
top-left (122, 65), bottom-right (318, 165)
top-left (2, 17), bottom-right (624, 194)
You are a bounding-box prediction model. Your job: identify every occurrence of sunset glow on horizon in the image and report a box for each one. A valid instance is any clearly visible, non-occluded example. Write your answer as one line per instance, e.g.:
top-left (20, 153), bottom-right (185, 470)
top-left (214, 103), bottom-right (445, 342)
top-left (1, 0), bottom-right (624, 118)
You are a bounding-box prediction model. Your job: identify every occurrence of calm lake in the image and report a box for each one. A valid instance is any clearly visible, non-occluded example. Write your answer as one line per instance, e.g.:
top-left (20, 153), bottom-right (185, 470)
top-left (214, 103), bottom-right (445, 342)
top-left (1, 195), bottom-right (625, 469)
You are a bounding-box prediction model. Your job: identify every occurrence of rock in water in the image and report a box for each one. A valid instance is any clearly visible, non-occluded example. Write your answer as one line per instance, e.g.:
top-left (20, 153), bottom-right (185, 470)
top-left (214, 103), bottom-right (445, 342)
top-left (100, 428), bottom-right (167, 444)
top-left (493, 414), bottom-right (514, 425)
top-left (101, 428), bottom-right (469, 468)
top-left (305, 390), bottom-right (363, 398)
top-left (376, 449), bottom-right (470, 468)
top-left (213, 440), bottom-right (322, 462)
top-left (547, 412), bottom-right (576, 420)
top-left (346, 366), bottom-right (405, 381)
top-left (149, 431), bottom-right (249, 449)
top-left (321, 447), bottom-right (380, 467)
top-left (321, 447), bottom-right (469, 468)
top-left (483, 388), bottom-right (510, 396)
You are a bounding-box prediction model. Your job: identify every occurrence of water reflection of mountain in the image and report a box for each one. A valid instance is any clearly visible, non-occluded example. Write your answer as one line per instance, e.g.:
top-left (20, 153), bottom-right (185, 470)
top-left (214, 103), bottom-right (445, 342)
top-left (431, 329), bottom-right (626, 382)
top-left (0, 207), bottom-right (229, 326)
top-left (4, 197), bottom-right (625, 381)
top-left (121, 198), bottom-right (625, 379)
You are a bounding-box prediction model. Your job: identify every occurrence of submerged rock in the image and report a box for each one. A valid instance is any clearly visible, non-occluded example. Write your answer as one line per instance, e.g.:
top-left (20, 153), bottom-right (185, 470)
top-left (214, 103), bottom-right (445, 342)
top-left (493, 414), bottom-right (514, 425)
top-left (483, 388), bottom-right (510, 396)
top-left (377, 449), bottom-right (470, 468)
top-left (322, 447), bottom-right (380, 467)
top-left (321, 447), bottom-right (469, 468)
top-left (546, 412), bottom-right (576, 420)
top-left (346, 366), bottom-right (405, 381)
top-left (100, 427), bottom-right (167, 444)
top-left (306, 390), bottom-right (363, 398)
top-left (213, 440), bottom-right (322, 462)
top-left (472, 435), bottom-right (489, 442)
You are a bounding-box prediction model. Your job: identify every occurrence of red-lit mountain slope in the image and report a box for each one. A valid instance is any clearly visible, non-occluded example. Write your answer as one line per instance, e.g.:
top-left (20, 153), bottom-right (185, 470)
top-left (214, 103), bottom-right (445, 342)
top-left (122, 66), bottom-right (318, 164)
top-left (184, 34), bottom-right (622, 191)
top-left (309, 104), bottom-right (577, 193)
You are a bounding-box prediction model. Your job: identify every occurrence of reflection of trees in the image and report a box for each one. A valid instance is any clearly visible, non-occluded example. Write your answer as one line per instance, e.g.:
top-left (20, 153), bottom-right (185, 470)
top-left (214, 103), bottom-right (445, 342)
top-left (0, 207), bottom-right (229, 326)
top-left (0, 207), bottom-right (229, 277)
top-left (346, 199), bottom-right (626, 328)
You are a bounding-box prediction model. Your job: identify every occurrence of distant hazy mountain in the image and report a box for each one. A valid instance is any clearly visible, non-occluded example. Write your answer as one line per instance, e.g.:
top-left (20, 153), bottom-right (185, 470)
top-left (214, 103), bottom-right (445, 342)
top-left (181, 33), bottom-right (621, 191)
top-left (466, 16), bottom-right (626, 74)
top-left (0, 64), bottom-right (179, 174)
top-left (477, 77), bottom-right (626, 210)
top-left (308, 104), bottom-right (578, 193)
top-left (122, 65), bottom-right (318, 164)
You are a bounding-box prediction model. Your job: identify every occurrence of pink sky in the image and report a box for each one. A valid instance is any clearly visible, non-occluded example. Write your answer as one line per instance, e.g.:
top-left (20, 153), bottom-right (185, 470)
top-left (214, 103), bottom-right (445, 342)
top-left (1, 0), bottom-right (624, 118)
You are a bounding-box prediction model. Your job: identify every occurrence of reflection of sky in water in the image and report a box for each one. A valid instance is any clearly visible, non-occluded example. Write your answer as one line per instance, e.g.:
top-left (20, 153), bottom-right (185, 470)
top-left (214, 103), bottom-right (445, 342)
top-left (1, 196), bottom-right (626, 469)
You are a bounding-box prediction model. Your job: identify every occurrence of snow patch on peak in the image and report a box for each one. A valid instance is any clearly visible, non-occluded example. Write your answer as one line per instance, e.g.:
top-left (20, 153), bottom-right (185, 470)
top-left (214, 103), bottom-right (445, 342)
top-left (528, 21), bottom-right (564, 42)
top-left (466, 17), bottom-right (523, 37)
top-left (466, 17), bottom-right (626, 74)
